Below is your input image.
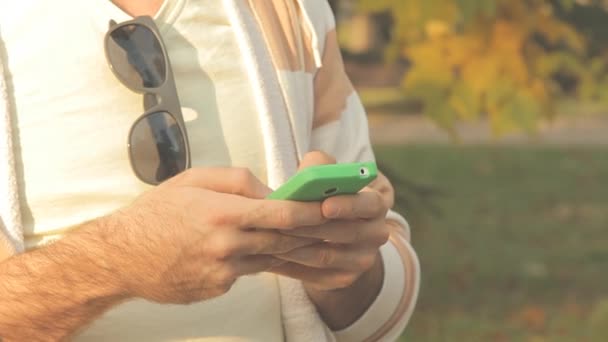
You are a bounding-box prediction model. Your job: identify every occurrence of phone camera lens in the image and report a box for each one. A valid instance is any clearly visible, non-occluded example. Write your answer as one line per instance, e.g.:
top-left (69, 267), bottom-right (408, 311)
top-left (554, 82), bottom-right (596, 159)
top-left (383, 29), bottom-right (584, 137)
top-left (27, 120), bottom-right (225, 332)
top-left (359, 167), bottom-right (369, 177)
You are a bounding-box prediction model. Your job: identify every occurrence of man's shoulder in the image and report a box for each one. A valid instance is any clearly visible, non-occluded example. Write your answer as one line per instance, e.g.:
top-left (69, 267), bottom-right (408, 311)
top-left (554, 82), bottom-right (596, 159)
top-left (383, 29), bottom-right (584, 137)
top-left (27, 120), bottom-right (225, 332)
top-left (295, 0), bottom-right (336, 59)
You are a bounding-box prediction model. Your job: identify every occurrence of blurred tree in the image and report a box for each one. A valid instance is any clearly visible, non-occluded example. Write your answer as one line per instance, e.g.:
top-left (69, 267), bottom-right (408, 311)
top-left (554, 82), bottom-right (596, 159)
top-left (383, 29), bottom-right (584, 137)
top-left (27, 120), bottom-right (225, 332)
top-left (356, 0), bottom-right (608, 137)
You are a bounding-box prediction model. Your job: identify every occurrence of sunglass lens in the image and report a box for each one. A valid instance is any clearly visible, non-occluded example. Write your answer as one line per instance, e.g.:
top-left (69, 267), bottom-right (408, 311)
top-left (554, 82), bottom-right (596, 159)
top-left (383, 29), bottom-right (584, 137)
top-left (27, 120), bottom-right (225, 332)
top-left (129, 111), bottom-right (187, 184)
top-left (107, 24), bottom-right (166, 89)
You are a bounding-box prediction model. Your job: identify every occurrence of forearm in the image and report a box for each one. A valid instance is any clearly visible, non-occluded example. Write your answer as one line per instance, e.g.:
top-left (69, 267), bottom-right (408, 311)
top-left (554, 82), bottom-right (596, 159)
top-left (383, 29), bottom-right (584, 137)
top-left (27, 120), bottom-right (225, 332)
top-left (0, 216), bottom-right (129, 341)
top-left (306, 253), bottom-right (384, 330)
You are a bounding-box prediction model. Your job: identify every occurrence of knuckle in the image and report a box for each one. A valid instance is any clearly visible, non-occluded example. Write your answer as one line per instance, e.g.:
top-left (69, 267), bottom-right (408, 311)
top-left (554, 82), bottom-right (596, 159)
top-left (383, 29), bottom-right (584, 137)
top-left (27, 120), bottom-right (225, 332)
top-left (220, 281), bottom-right (235, 293)
top-left (375, 173), bottom-right (395, 208)
top-left (349, 225), bottom-right (364, 244)
top-left (275, 234), bottom-right (295, 254)
top-left (209, 211), bottom-right (237, 227)
top-left (160, 170), bottom-right (184, 188)
top-left (210, 282), bottom-right (234, 297)
top-left (357, 255), bottom-right (376, 271)
top-left (277, 207), bottom-right (297, 228)
top-left (385, 190), bottom-right (395, 210)
top-left (177, 168), bottom-right (198, 185)
top-left (373, 223), bottom-right (391, 246)
top-left (217, 266), bottom-right (238, 285)
top-left (311, 207), bottom-right (327, 226)
top-left (231, 168), bottom-right (255, 194)
top-left (347, 198), bottom-right (358, 217)
top-left (370, 192), bottom-right (387, 216)
top-left (316, 248), bottom-right (336, 268)
top-left (334, 273), bottom-right (358, 289)
top-left (304, 204), bottom-right (325, 226)
top-left (379, 229), bottom-right (391, 245)
top-left (241, 203), bottom-right (266, 227)
top-left (182, 167), bottom-right (197, 178)
top-left (209, 234), bottom-right (240, 260)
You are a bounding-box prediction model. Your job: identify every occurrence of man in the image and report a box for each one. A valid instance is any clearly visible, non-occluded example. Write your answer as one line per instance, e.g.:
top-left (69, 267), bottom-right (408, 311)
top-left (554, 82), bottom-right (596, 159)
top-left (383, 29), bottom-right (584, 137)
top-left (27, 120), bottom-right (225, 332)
top-left (0, 0), bottom-right (419, 341)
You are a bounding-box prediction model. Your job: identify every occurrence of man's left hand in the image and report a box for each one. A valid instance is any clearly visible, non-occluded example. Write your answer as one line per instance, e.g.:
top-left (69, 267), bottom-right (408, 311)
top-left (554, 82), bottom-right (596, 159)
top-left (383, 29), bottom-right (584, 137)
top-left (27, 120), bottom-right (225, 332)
top-left (269, 151), bottom-right (393, 328)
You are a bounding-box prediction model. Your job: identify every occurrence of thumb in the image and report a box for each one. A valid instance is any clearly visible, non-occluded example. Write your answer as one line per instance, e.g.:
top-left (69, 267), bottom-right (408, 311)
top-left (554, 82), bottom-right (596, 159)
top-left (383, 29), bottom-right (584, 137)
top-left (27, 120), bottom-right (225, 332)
top-left (298, 151), bottom-right (337, 171)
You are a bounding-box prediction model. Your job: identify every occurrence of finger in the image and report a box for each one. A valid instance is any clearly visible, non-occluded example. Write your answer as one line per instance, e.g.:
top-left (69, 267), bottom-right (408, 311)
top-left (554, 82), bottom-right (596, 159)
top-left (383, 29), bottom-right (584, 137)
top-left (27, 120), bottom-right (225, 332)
top-left (322, 191), bottom-right (387, 220)
top-left (298, 151), bottom-right (336, 170)
top-left (232, 255), bottom-right (287, 276)
top-left (269, 263), bottom-right (360, 291)
top-left (206, 229), bottom-right (319, 259)
top-left (239, 230), bottom-right (320, 255)
top-left (164, 167), bottom-right (272, 199)
top-left (280, 219), bottom-right (378, 245)
top-left (274, 244), bottom-right (377, 271)
top-left (241, 199), bottom-right (327, 229)
top-left (366, 171), bottom-right (395, 209)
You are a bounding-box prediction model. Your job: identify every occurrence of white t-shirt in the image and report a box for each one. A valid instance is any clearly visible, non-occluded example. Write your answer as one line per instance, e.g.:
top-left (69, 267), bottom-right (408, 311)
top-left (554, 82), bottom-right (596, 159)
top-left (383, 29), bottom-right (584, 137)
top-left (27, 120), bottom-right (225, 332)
top-left (1, 0), bottom-right (281, 340)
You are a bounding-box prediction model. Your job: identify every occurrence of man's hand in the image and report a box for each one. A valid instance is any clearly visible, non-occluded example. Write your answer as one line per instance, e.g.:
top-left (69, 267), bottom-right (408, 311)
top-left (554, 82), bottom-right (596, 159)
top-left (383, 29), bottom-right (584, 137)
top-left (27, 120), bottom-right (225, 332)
top-left (101, 167), bottom-right (326, 304)
top-left (269, 152), bottom-right (394, 329)
top-left (0, 167), bottom-right (325, 341)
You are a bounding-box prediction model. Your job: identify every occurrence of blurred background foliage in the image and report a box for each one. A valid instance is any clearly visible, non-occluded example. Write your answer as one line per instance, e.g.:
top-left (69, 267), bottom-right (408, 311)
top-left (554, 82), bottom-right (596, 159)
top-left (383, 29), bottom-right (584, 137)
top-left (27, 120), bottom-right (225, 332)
top-left (329, 1), bottom-right (608, 341)
top-left (338, 0), bottom-right (608, 137)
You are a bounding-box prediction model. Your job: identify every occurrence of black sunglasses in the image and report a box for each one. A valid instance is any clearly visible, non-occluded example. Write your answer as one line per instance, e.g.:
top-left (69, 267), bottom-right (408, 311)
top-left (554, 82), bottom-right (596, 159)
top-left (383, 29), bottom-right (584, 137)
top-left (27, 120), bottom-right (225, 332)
top-left (104, 16), bottom-right (191, 185)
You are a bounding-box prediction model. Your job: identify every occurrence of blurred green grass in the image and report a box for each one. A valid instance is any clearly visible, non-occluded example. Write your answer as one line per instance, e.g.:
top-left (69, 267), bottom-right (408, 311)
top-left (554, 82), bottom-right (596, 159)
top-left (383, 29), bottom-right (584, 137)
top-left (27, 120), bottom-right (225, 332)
top-left (375, 145), bottom-right (608, 342)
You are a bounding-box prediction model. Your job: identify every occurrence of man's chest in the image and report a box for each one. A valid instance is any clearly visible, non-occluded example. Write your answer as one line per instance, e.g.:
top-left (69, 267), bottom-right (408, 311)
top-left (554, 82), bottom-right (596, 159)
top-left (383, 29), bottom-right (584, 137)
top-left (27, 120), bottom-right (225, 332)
top-left (3, 1), bottom-right (271, 240)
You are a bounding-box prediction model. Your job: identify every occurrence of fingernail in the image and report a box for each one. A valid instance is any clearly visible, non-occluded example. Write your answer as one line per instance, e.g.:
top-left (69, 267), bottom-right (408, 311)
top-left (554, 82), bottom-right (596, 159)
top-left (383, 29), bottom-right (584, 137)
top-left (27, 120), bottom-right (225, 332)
top-left (326, 206), bottom-right (341, 219)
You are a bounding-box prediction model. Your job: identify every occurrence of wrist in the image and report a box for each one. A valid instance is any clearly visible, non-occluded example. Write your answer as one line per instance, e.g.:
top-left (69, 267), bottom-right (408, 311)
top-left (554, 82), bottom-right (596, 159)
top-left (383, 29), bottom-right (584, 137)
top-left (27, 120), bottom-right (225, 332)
top-left (305, 252), bottom-right (384, 330)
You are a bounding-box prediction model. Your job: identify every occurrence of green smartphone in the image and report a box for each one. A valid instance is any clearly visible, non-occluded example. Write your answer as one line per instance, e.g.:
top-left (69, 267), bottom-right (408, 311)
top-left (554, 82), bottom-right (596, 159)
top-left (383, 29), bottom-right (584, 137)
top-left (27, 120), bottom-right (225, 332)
top-left (267, 162), bottom-right (378, 201)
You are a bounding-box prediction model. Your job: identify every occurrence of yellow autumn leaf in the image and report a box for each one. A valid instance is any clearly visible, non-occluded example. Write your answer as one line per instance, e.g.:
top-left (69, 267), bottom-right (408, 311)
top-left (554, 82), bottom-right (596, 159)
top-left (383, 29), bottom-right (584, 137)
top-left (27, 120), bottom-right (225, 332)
top-left (490, 20), bottom-right (525, 53)
top-left (357, 0), bottom-right (608, 137)
top-left (441, 35), bottom-right (483, 67)
top-left (461, 54), bottom-right (500, 96)
top-left (425, 19), bottom-right (451, 39)
top-left (448, 82), bottom-right (480, 120)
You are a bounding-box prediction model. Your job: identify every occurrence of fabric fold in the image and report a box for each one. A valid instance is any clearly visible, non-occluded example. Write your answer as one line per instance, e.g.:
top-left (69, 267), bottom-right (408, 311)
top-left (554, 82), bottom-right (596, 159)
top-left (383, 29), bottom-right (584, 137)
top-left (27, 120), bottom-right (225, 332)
top-left (223, 1), bottom-right (330, 341)
top-left (0, 29), bottom-right (24, 254)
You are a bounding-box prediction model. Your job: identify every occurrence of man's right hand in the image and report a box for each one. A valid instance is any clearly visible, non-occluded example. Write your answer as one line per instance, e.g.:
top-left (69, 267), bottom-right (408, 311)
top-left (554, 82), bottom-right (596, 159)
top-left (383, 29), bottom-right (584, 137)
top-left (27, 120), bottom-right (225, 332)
top-left (93, 168), bottom-right (325, 305)
top-left (0, 168), bottom-right (326, 341)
